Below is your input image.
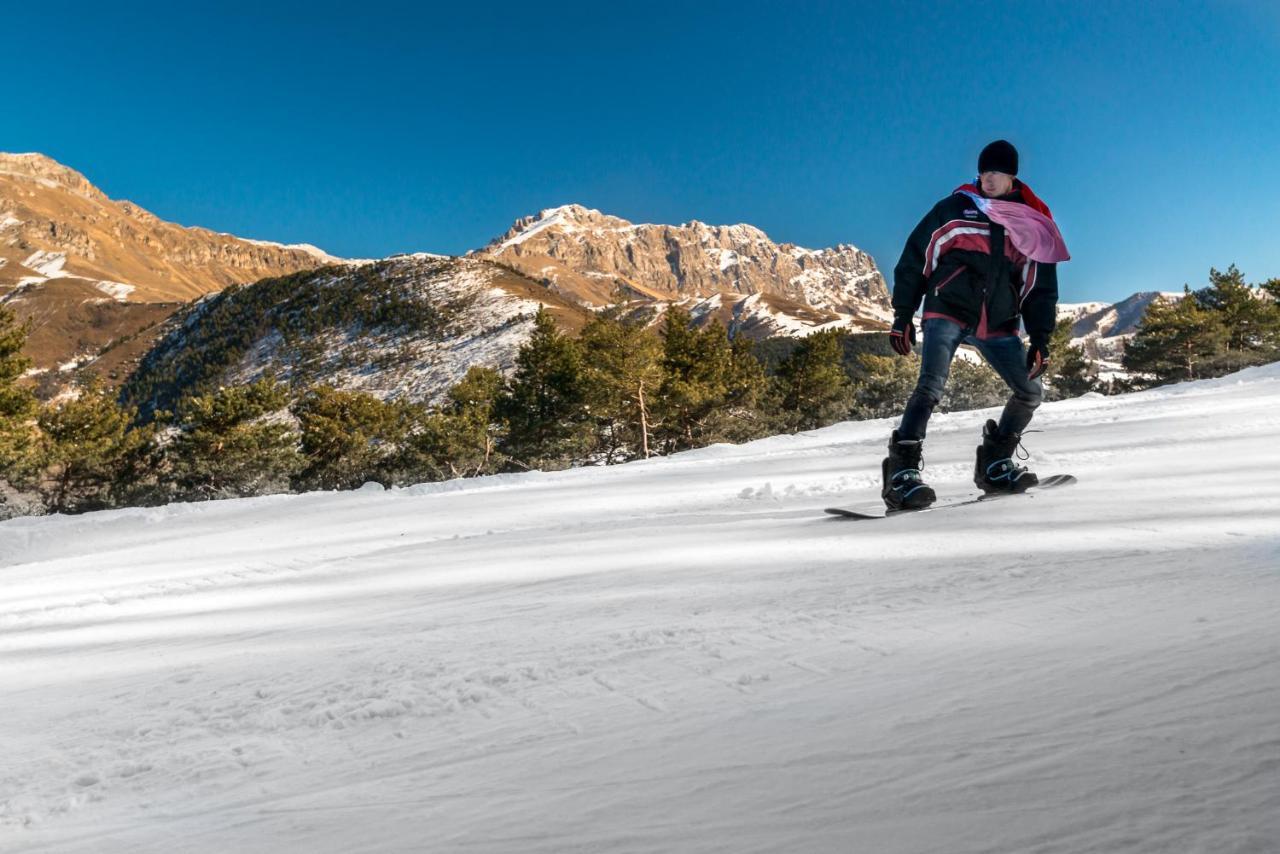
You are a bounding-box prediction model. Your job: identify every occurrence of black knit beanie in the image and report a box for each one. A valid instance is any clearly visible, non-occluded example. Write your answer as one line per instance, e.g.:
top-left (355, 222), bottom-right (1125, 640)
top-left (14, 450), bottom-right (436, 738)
top-left (978, 140), bottom-right (1018, 175)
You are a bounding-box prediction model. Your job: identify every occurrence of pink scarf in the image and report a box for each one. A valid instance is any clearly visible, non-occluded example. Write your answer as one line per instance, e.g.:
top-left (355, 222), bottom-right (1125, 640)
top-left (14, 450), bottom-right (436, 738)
top-left (956, 185), bottom-right (1070, 263)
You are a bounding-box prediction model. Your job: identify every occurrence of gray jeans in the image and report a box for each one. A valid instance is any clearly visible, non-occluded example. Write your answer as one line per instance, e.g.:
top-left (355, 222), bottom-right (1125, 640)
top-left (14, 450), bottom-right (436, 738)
top-left (898, 317), bottom-right (1043, 441)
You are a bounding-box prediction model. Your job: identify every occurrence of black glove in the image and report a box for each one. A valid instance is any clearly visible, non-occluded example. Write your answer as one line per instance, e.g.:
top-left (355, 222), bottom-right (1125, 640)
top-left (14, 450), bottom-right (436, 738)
top-left (889, 313), bottom-right (916, 356)
top-left (1026, 338), bottom-right (1050, 380)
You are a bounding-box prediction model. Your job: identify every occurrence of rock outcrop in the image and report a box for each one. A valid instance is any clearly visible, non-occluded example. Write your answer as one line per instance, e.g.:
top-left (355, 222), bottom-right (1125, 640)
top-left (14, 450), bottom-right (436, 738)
top-left (0, 152), bottom-right (339, 386)
top-left (475, 204), bottom-right (891, 336)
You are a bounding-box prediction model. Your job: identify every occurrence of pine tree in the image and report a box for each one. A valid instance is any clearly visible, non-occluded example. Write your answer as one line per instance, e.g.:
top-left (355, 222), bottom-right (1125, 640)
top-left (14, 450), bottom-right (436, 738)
top-left (652, 307), bottom-right (761, 451)
top-left (1123, 289), bottom-right (1227, 385)
top-left (774, 329), bottom-right (854, 431)
top-left (719, 334), bottom-right (771, 443)
top-left (440, 365), bottom-right (505, 476)
top-left (942, 357), bottom-right (1010, 411)
top-left (655, 306), bottom-right (722, 451)
top-left (399, 366), bottom-right (506, 483)
top-left (166, 376), bottom-right (303, 501)
top-left (1044, 318), bottom-right (1096, 400)
top-left (578, 309), bottom-right (662, 463)
top-left (849, 353), bottom-right (918, 420)
top-left (292, 386), bottom-right (405, 491)
top-left (34, 374), bottom-right (155, 514)
top-left (496, 309), bottom-right (591, 470)
top-left (0, 304), bottom-right (38, 479)
top-left (1194, 265), bottom-right (1280, 371)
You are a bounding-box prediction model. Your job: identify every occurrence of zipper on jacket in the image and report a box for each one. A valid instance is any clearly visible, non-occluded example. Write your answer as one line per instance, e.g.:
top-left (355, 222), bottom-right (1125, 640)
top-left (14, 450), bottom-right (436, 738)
top-left (934, 266), bottom-right (965, 293)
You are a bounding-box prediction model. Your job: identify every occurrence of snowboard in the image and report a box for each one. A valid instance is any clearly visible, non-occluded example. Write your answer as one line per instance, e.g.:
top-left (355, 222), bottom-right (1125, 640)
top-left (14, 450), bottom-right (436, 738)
top-left (824, 474), bottom-right (1077, 521)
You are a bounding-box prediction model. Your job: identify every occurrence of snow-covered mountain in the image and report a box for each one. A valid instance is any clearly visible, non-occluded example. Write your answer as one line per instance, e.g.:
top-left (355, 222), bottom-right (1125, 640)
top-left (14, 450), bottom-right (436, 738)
top-left (4, 363), bottom-right (1278, 852)
top-left (117, 202), bottom-right (897, 409)
top-left (123, 255), bottom-right (591, 415)
top-left (1058, 291), bottom-right (1184, 374)
top-left (2, 157), bottom-right (894, 401)
top-left (476, 204), bottom-right (892, 336)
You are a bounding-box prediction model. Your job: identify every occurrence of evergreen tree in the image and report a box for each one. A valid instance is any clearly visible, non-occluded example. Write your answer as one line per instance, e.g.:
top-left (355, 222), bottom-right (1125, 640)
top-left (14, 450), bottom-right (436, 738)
top-left (942, 357), bottom-right (1010, 411)
top-left (1043, 318), bottom-right (1096, 400)
top-left (1194, 265), bottom-right (1280, 371)
top-left (34, 374), bottom-right (155, 514)
top-left (1123, 288), bottom-right (1227, 385)
top-left (655, 306), bottom-right (723, 451)
top-left (292, 386), bottom-right (405, 491)
top-left (440, 365), bottom-right (505, 476)
top-left (653, 308), bottom-right (758, 451)
top-left (0, 304), bottom-right (38, 479)
top-left (166, 376), bottom-right (303, 501)
top-left (496, 309), bottom-right (591, 470)
top-left (719, 334), bottom-right (771, 443)
top-left (400, 366), bottom-right (506, 482)
top-left (849, 353), bottom-right (918, 420)
top-left (578, 309), bottom-right (663, 463)
top-left (774, 329), bottom-right (854, 431)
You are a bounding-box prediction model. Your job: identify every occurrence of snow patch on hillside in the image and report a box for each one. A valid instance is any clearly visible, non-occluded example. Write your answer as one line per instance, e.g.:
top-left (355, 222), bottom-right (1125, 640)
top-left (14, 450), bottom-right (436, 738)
top-left (94, 281), bottom-right (135, 301)
top-left (237, 237), bottom-right (342, 263)
top-left (224, 260), bottom-right (544, 405)
top-left (22, 250), bottom-right (70, 278)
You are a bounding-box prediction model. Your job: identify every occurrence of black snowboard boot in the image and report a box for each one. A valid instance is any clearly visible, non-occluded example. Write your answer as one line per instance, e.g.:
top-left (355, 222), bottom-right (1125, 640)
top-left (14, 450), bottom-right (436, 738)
top-left (975, 419), bottom-right (1039, 494)
top-left (882, 430), bottom-right (937, 511)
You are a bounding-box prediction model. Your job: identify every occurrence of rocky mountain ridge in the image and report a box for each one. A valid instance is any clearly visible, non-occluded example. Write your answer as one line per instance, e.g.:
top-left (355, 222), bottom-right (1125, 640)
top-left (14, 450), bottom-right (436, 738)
top-left (475, 204), bottom-right (892, 334)
top-left (0, 153), bottom-right (336, 301)
top-left (0, 152), bottom-right (341, 388)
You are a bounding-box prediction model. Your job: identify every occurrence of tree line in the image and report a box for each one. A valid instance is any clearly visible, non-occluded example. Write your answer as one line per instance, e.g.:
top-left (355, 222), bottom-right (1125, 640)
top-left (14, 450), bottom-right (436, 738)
top-left (1121, 266), bottom-right (1280, 386)
top-left (6, 267), bottom-right (1253, 519)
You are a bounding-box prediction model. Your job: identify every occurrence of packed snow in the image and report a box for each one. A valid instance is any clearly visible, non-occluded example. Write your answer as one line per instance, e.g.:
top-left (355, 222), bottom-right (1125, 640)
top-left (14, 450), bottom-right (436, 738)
top-left (3, 364), bottom-right (1279, 853)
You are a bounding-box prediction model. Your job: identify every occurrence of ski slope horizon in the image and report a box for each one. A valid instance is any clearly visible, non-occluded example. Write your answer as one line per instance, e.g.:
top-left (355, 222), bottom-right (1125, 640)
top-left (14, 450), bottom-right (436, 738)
top-left (3, 365), bottom-right (1279, 853)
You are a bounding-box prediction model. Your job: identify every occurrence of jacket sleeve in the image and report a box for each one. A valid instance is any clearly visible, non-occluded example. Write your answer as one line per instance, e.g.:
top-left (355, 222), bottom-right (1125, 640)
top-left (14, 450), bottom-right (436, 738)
top-left (892, 201), bottom-right (946, 318)
top-left (1020, 261), bottom-right (1059, 343)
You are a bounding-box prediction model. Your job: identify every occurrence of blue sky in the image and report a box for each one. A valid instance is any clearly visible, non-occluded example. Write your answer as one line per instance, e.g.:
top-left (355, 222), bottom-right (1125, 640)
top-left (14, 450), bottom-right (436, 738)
top-left (5, 1), bottom-right (1278, 302)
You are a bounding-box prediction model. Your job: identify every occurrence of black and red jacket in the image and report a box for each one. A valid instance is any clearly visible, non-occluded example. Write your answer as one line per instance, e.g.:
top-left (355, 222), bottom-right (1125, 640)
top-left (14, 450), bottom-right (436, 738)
top-left (892, 180), bottom-right (1059, 342)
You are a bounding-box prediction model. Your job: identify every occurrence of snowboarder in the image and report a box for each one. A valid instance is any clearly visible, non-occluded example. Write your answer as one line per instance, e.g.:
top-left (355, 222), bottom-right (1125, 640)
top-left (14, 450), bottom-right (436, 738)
top-left (882, 139), bottom-right (1069, 511)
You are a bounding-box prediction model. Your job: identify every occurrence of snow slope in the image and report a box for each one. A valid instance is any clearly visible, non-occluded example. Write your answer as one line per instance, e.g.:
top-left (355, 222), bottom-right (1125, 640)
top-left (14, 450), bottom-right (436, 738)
top-left (3, 365), bottom-right (1280, 853)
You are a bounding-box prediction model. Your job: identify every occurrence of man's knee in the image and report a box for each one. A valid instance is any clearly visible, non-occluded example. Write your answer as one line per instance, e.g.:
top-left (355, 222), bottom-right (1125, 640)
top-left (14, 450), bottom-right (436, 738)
top-left (912, 372), bottom-right (948, 407)
top-left (1012, 385), bottom-right (1043, 410)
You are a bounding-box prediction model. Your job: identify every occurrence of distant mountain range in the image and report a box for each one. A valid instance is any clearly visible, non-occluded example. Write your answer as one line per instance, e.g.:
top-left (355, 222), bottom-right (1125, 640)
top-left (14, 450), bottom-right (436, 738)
top-left (0, 153), bottom-right (337, 391)
top-left (473, 204), bottom-right (892, 337)
top-left (1058, 292), bottom-right (1184, 375)
top-left (1, 151), bottom-right (1170, 405)
top-left (1, 154), bottom-right (895, 402)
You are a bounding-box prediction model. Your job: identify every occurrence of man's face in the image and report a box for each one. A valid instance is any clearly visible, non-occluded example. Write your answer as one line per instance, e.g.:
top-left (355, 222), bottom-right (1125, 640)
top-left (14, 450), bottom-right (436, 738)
top-left (980, 171), bottom-right (1015, 197)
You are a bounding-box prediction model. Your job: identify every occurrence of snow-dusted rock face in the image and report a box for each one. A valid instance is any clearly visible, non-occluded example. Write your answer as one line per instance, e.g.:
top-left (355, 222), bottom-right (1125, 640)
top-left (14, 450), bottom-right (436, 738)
top-left (477, 204), bottom-right (892, 337)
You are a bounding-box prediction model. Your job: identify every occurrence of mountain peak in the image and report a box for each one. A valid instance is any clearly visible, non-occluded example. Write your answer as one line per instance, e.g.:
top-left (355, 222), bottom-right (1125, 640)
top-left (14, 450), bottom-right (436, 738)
top-left (477, 203), bottom-right (889, 326)
top-left (0, 151), bottom-right (105, 200)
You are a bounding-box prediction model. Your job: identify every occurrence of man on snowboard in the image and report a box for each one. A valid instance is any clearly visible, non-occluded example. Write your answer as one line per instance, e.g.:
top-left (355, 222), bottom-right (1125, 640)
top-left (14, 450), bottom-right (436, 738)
top-left (883, 139), bottom-right (1069, 511)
